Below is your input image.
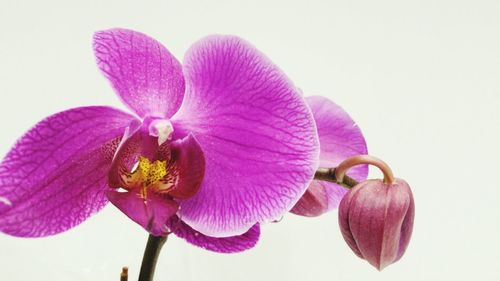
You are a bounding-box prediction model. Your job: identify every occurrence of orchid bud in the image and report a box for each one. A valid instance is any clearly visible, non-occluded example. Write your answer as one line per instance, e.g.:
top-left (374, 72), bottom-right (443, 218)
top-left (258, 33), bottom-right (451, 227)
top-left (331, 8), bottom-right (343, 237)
top-left (336, 156), bottom-right (415, 270)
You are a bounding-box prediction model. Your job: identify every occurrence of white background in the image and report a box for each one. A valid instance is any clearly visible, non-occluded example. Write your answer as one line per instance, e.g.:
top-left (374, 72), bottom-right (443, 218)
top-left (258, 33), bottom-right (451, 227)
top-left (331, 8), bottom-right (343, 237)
top-left (0, 0), bottom-right (499, 280)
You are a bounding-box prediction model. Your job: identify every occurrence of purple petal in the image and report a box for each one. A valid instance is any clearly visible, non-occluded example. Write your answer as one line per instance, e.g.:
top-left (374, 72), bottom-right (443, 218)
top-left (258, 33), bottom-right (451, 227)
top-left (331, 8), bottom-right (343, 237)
top-left (172, 35), bottom-right (319, 236)
top-left (107, 189), bottom-right (179, 236)
top-left (167, 134), bottom-right (205, 199)
top-left (307, 96), bottom-right (367, 171)
top-left (168, 216), bottom-right (260, 253)
top-left (291, 96), bottom-right (368, 217)
top-left (289, 181), bottom-right (345, 217)
top-left (0, 106), bottom-right (135, 237)
top-left (93, 28), bottom-right (185, 118)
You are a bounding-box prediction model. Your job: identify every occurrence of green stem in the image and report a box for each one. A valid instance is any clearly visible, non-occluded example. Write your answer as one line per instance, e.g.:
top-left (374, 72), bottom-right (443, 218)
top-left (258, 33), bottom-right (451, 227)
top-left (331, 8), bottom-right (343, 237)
top-left (313, 167), bottom-right (359, 189)
top-left (138, 235), bottom-right (167, 281)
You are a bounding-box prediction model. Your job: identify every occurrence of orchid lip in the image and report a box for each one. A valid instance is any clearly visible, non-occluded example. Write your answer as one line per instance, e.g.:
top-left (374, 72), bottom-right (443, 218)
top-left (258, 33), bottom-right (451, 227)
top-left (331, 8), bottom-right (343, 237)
top-left (106, 115), bottom-right (205, 235)
top-left (118, 156), bottom-right (179, 198)
top-left (112, 120), bottom-right (179, 201)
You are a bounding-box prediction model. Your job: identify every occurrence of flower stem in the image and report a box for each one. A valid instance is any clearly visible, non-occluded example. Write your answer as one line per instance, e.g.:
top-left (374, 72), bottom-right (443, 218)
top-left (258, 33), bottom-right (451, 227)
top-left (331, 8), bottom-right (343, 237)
top-left (138, 234), bottom-right (167, 281)
top-left (314, 167), bottom-right (359, 189)
top-left (335, 155), bottom-right (394, 185)
top-left (315, 155), bottom-right (396, 187)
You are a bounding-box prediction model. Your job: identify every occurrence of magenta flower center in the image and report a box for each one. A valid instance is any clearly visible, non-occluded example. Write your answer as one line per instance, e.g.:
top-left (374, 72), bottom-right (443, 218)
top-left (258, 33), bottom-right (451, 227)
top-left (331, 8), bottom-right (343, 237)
top-left (112, 118), bottom-right (181, 200)
top-left (118, 156), bottom-right (179, 199)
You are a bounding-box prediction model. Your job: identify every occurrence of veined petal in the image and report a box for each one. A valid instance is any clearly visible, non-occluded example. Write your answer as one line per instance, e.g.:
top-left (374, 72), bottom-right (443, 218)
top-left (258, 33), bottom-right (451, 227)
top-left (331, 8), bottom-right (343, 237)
top-left (169, 216), bottom-right (260, 253)
top-left (172, 36), bottom-right (319, 236)
top-left (167, 134), bottom-right (205, 199)
top-left (290, 181), bottom-right (345, 217)
top-left (93, 28), bottom-right (185, 118)
top-left (307, 96), bottom-right (368, 171)
top-left (291, 96), bottom-right (368, 217)
top-left (0, 106), bottom-right (135, 237)
top-left (107, 189), bottom-right (179, 236)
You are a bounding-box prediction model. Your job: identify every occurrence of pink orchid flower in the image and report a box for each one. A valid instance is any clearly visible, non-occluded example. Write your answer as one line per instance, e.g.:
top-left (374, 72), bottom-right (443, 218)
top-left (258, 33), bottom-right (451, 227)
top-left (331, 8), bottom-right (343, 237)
top-left (0, 28), bottom-right (365, 253)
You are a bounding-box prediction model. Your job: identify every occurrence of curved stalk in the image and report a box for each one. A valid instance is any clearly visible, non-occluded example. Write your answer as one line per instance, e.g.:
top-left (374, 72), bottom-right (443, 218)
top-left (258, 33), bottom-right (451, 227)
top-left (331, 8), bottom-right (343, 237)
top-left (314, 155), bottom-right (395, 188)
top-left (335, 155), bottom-right (394, 185)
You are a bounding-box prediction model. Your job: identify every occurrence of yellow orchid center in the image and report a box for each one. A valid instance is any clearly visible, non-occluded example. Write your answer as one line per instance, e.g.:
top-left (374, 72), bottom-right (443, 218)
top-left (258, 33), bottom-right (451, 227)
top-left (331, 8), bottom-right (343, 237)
top-left (120, 156), bottom-right (176, 198)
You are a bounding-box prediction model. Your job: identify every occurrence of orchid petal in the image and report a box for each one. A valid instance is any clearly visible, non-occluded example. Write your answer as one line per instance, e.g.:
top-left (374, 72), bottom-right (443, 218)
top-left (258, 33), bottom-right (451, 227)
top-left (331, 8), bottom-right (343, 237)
top-left (169, 216), bottom-right (260, 253)
top-left (291, 96), bottom-right (368, 217)
top-left (167, 134), bottom-right (205, 199)
top-left (93, 28), bottom-right (185, 118)
top-left (289, 181), bottom-right (345, 217)
top-left (172, 36), bottom-right (319, 236)
top-left (0, 106), bottom-right (135, 237)
top-left (107, 189), bottom-right (179, 236)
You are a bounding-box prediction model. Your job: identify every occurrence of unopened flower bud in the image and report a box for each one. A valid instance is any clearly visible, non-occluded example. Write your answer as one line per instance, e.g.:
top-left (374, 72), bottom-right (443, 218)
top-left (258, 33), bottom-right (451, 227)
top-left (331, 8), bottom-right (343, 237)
top-left (335, 156), bottom-right (414, 270)
top-left (335, 155), bottom-right (415, 270)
